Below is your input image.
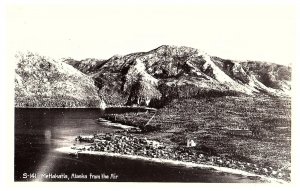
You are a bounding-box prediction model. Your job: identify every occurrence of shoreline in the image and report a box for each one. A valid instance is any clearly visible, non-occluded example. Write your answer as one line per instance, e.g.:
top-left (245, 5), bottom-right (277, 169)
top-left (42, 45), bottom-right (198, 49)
top-left (56, 146), bottom-right (287, 184)
top-left (14, 107), bottom-right (104, 109)
top-left (14, 106), bottom-right (157, 110)
top-left (97, 118), bottom-right (138, 130)
top-left (97, 117), bottom-right (144, 131)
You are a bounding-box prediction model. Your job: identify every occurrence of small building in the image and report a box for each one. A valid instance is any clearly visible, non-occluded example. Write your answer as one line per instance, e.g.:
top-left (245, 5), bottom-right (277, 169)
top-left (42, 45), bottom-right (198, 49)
top-left (99, 100), bottom-right (106, 110)
top-left (187, 139), bottom-right (196, 147)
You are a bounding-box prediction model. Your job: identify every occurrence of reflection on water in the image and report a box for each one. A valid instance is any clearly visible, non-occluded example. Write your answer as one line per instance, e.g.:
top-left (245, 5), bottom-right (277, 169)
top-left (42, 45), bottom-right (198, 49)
top-left (15, 108), bottom-right (264, 182)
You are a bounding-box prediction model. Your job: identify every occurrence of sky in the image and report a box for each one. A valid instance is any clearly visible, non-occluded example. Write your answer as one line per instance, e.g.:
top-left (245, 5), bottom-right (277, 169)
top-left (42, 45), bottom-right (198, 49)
top-left (7, 1), bottom-right (296, 65)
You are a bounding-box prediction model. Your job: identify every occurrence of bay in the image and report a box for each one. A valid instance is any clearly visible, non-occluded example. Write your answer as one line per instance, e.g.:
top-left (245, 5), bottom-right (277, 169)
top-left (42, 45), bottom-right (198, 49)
top-left (14, 108), bottom-right (263, 182)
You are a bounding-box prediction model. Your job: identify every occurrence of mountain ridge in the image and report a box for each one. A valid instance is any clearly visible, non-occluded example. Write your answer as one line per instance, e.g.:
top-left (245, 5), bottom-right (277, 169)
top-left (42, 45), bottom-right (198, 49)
top-left (14, 45), bottom-right (291, 108)
top-left (63, 45), bottom-right (291, 106)
top-left (15, 52), bottom-right (102, 107)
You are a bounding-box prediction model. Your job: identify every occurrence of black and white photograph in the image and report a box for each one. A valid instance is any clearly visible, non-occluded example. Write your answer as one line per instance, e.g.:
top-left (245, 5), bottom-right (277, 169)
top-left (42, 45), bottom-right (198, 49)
top-left (2, 0), bottom-right (297, 185)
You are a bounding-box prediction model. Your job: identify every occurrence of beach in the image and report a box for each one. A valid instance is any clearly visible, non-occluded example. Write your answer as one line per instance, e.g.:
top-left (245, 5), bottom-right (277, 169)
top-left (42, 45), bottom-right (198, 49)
top-left (56, 146), bottom-right (287, 184)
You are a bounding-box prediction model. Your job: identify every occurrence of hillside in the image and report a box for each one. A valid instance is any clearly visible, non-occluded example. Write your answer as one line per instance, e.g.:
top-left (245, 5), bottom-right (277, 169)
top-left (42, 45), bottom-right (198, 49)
top-left (15, 45), bottom-right (291, 108)
top-left (15, 52), bottom-right (101, 107)
top-left (102, 96), bottom-right (291, 181)
top-left (63, 58), bottom-right (106, 75)
top-left (64, 45), bottom-right (291, 106)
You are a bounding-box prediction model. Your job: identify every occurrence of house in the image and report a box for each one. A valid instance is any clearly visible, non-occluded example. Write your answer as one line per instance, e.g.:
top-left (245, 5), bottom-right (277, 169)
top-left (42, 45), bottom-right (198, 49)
top-left (187, 139), bottom-right (196, 147)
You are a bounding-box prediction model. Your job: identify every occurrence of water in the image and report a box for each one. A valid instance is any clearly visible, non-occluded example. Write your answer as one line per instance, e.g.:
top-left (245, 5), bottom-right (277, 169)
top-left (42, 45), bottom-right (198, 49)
top-left (15, 108), bottom-right (264, 182)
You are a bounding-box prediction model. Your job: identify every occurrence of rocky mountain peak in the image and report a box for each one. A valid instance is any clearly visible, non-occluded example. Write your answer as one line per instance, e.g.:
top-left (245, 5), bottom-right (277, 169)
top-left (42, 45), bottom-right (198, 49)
top-left (15, 45), bottom-right (291, 108)
top-left (64, 45), bottom-right (290, 106)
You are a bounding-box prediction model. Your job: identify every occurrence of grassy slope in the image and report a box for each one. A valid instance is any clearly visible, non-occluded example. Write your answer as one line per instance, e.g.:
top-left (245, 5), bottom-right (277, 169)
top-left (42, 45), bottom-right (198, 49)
top-left (102, 96), bottom-right (291, 171)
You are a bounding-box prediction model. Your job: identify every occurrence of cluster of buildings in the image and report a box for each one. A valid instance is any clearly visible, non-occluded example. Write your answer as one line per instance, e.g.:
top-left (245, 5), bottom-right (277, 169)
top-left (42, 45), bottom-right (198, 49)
top-left (77, 133), bottom-right (167, 157)
top-left (74, 133), bottom-right (289, 180)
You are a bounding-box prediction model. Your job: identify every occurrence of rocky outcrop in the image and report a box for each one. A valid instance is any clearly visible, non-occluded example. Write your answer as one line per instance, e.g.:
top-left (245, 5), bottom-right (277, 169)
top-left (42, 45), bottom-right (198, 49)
top-left (15, 52), bottom-right (102, 107)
